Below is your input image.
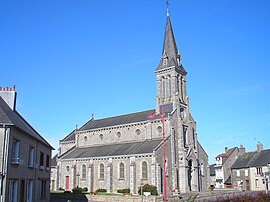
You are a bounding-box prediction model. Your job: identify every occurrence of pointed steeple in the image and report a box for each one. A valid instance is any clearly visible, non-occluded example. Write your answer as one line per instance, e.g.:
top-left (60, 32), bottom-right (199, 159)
top-left (156, 16), bottom-right (187, 75)
top-left (163, 16), bottom-right (178, 64)
top-left (155, 7), bottom-right (188, 113)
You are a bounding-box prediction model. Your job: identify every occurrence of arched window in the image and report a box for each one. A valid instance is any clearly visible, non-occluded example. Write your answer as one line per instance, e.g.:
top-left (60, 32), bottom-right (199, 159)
top-left (162, 77), bottom-right (166, 98)
top-left (142, 161), bottom-right (148, 179)
top-left (178, 76), bottom-right (182, 99)
top-left (119, 162), bottom-right (124, 179)
top-left (168, 76), bottom-right (172, 96)
top-left (157, 126), bottom-right (162, 134)
top-left (82, 164), bottom-right (86, 179)
top-left (99, 163), bottom-right (104, 179)
top-left (180, 76), bottom-right (184, 100)
top-left (99, 134), bottom-right (104, 140)
top-left (84, 136), bottom-right (87, 145)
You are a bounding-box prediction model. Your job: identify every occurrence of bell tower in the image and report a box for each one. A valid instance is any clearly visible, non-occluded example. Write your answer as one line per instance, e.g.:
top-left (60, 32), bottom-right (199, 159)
top-left (155, 14), bottom-right (188, 115)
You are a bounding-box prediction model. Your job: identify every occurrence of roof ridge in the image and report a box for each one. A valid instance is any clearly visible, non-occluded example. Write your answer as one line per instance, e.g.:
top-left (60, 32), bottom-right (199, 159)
top-left (59, 145), bottom-right (76, 158)
top-left (14, 110), bottom-right (53, 149)
top-left (60, 129), bottom-right (76, 142)
top-left (79, 109), bottom-right (156, 131)
top-left (91, 109), bottom-right (155, 122)
top-left (0, 97), bottom-right (53, 149)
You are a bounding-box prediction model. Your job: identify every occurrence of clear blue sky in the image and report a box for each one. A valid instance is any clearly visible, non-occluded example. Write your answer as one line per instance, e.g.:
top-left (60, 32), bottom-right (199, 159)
top-left (1, 0), bottom-right (270, 163)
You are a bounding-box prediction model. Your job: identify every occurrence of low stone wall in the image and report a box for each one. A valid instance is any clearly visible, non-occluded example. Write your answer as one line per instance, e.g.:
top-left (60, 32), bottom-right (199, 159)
top-left (86, 195), bottom-right (157, 202)
top-left (50, 193), bottom-right (158, 202)
top-left (52, 191), bottom-right (243, 202)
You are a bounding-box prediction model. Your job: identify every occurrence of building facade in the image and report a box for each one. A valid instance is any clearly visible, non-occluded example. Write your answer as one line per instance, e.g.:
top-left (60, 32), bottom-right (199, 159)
top-left (214, 145), bottom-right (245, 188)
top-left (52, 11), bottom-right (209, 195)
top-left (231, 143), bottom-right (270, 192)
top-left (0, 86), bottom-right (53, 202)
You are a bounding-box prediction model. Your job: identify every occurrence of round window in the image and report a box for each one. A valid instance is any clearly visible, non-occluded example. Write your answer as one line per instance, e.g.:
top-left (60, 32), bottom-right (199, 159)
top-left (157, 126), bottom-right (162, 134)
top-left (135, 129), bottom-right (141, 135)
top-left (116, 132), bottom-right (121, 138)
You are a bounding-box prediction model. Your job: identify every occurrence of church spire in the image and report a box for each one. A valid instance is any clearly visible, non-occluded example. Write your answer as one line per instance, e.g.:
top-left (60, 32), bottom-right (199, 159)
top-left (162, 16), bottom-right (178, 65)
top-left (156, 5), bottom-right (186, 75)
top-left (155, 2), bottom-right (188, 113)
top-left (166, 0), bottom-right (169, 17)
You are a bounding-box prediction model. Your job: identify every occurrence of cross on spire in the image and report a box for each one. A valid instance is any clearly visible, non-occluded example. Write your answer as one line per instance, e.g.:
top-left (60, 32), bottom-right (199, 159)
top-left (166, 0), bottom-right (169, 16)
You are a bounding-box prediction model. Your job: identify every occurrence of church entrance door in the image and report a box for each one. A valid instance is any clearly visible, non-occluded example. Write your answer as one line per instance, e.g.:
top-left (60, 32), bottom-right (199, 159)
top-left (66, 176), bottom-right (70, 190)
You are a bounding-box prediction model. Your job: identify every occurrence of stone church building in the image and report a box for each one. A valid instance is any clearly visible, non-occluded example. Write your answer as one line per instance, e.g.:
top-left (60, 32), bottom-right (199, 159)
top-left (51, 10), bottom-right (209, 195)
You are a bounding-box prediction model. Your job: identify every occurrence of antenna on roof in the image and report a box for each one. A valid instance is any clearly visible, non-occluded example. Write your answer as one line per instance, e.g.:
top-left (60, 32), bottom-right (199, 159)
top-left (166, 0), bottom-right (170, 16)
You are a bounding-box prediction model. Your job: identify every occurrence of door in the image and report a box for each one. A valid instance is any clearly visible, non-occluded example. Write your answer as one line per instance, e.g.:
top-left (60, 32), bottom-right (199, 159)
top-left (65, 176), bottom-right (70, 190)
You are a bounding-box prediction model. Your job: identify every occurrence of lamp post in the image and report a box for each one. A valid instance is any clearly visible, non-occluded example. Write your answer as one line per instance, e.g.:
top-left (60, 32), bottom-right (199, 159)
top-left (148, 105), bottom-right (166, 201)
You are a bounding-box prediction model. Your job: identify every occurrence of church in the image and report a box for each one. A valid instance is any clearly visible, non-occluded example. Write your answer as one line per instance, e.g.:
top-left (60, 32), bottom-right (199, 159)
top-left (51, 6), bottom-right (209, 195)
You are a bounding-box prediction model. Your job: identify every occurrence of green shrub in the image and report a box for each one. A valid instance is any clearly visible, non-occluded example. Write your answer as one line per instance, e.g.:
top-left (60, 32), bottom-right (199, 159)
top-left (58, 187), bottom-right (65, 191)
top-left (72, 187), bottom-right (83, 193)
top-left (138, 184), bottom-right (158, 196)
top-left (95, 188), bottom-right (107, 193)
top-left (117, 188), bottom-right (130, 194)
top-left (122, 188), bottom-right (130, 193)
top-left (83, 187), bottom-right (88, 192)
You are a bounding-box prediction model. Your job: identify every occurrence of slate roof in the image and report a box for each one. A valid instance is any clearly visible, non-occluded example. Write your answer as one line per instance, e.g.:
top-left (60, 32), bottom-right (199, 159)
top-left (61, 130), bottom-right (76, 142)
top-left (231, 149), bottom-right (270, 169)
top-left (51, 154), bottom-right (57, 167)
top-left (231, 152), bottom-right (257, 169)
top-left (80, 109), bottom-right (155, 131)
top-left (0, 97), bottom-right (53, 148)
top-left (61, 139), bottom-right (162, 159)
top-left (61, 109), bottom-right (157, 142)
top-left (250, 149), bottom-right (270, 167)
top-left (216, 147), bottom-right (237, 163)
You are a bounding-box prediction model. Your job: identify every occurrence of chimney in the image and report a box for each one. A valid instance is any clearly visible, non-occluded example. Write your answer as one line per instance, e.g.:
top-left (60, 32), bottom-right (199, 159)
top-left (225, 147), bottom-right (228, 153)
top-left (239, 144), bottom-right (246, 155)
top-left (0, 85), bottom-right (17, 111)
top-left (257, 142), bottom-right (263, 152)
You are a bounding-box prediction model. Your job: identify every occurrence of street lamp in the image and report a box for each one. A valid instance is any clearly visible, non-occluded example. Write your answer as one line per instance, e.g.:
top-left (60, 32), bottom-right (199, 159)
top-left (148, 105), bottom-right (167, 201)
